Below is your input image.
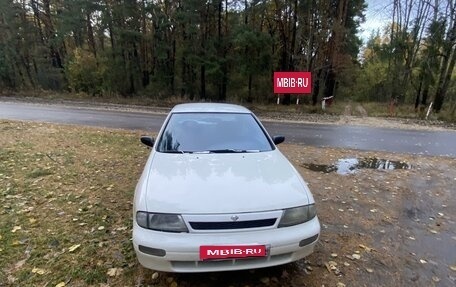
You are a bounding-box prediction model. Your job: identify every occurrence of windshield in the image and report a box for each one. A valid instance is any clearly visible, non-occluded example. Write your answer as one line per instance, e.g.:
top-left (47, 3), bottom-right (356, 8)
top-left (156, 113), bottom-right (274, 153)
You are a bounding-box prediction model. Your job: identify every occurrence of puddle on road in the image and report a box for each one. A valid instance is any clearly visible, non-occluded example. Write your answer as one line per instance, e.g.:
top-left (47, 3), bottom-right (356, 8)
top-left (302, 157), bottom-right (412, 175)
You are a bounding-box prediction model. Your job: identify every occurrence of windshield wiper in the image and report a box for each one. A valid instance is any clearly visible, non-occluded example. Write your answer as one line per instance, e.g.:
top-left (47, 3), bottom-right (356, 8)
top-left (205, 149), bottom-right (260, 153)
top-left (160, 150), bottom-right (195, 154)
top-left (161, 149), bottom-right (261, 154)
top-left (160, 150), bottom-right (184, 154)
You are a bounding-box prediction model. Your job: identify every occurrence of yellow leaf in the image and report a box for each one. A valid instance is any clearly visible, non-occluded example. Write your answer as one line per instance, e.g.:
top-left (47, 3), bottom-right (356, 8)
top-left (29, 218), bottom-right (37, 224)
top-left (107, 267), bottom-right (122, 277)
top-left (11, 226), bottom-right (21, 233)
top-left (68, 244), bottom-right (81, 252)
top-left (55, 282), bottom-right (66, 287)
top-left (31, 267), bottom-right (46, 275)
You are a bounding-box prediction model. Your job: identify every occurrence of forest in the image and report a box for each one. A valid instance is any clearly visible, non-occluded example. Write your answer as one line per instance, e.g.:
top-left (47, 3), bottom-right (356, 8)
top-left (0, 0), bottom-right (455, 114)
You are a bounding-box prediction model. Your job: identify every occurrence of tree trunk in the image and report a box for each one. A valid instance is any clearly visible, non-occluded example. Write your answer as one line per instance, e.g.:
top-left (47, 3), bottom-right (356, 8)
top-left (434, 47), bottom-right (456, 112)
top-left (200, 64), bottom-right (206, 100)
top-left (42, 0), bottom-right (63, 68)
top-left (312, 70), bottom-right (322, 105)
top-left (434, 12), bottom-right (456, 112)
top-left (247, 74), bottom-right (253, 103)
top-left (86, 12), bottom-right (96, 57)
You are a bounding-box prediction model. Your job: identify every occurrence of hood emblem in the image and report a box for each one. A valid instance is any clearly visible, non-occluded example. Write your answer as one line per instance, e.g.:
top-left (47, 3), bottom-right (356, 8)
top-left (230, 215), bottom-right (239, 221)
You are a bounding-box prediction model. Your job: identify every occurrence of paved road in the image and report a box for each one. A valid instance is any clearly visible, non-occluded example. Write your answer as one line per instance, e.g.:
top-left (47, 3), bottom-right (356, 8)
top-left (1, 101), bottom-right (455, 157)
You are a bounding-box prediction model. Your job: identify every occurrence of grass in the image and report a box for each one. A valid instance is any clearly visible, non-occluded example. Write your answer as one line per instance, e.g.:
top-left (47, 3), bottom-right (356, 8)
top-left (0, 120), bottom-right (150, 286)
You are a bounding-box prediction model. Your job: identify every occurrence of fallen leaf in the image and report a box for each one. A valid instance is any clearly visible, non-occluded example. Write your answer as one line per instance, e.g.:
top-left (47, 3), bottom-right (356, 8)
top-left (359, 244), bottom-right (373, 252)
top-left (366, 267), bottom-right (373, 273)
top-left (107, 267), bottom-right (122, 277)
top-left (352, 254), bottom-right (361, 260)
top-left (55, 282), bottom-right (66, 287)
top-left (29, 218), bottom-right (37, 224)
top-left (98, 226), bottom-right (105, 231)
top-left (68, 244), bottom-right (81, 252)
top-left (11, 226), bottom-right (21, 233)
top-left (7, 275), bottom-right (16, 283)
top-left (331, 253), bottom-right (338, 258)
top-left (14, 259), bottom-right (27, 270)
top-left (432, 276), bottom-right (440, 282)
top-left (419, 259), bottom-right (427, 264)
top-left (450, 265), bottom-right (456, 271)
top-left (152, 272), bottom-right (159, 280)
top-left (31, 267), bottom-right (47, 275)
top-left (12, 240), bottom-right (22, 246)
top-left (336, 283), bottom-right (346, 287)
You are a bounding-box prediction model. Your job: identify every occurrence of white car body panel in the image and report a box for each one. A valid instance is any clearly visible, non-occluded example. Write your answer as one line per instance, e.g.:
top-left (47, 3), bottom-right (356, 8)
top-left (142, 151), bottom-right (311, 214)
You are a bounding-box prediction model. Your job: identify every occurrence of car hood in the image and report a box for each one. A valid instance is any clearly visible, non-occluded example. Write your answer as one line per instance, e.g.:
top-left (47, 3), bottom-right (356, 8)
top-left (143, 150), bottom-right (311, 214)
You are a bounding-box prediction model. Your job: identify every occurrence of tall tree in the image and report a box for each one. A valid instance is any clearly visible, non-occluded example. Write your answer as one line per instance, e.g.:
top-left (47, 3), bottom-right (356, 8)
top-left (434, 0), bottom-right (456, 112)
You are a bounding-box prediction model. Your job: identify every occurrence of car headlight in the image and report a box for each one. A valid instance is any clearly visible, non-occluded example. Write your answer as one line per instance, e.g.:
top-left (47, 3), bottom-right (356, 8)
top-left (136, 211), bottom-right (188, 233)
top-left (278, 204), bottom-right (317, 227)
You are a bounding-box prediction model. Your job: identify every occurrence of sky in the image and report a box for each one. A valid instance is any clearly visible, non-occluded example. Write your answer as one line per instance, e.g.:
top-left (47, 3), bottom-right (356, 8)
top-left (359, 0), bottom-right (393, 42)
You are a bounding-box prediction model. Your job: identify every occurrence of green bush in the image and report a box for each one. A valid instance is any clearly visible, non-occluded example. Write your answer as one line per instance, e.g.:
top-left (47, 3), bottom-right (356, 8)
top-left (66, 48), bottom-right (103, 96)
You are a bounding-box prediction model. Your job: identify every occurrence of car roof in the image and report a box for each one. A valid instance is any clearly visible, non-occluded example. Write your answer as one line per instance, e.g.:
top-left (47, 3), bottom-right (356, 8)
top-left (171, 103), bottom-right (251, 114)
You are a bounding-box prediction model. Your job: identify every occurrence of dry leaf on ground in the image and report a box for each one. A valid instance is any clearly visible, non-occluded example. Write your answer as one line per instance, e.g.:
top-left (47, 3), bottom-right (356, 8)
top-left (11, 226), bottom-right (21, 233)
top-left (68, 244), bottom-right (81, 252)
top-left (107, 267), bottom-right (123, 277)
top-left (31, 267), bottom-right (47, 275)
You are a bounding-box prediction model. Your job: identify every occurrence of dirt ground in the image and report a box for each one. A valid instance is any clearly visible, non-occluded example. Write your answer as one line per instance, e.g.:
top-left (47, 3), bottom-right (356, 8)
top-left (157, 146), bottom-right (456, 287)
top-left (0, 120), bottom-right (455, 287)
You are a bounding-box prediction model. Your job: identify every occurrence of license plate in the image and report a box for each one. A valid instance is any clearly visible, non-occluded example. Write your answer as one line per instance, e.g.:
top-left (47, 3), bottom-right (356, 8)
top-left (200, 245), bottom-right (266, 260)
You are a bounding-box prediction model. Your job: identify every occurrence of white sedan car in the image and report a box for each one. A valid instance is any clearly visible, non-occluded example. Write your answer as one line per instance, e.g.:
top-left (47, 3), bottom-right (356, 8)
top-left (133, 103), bottom-right (320, 272)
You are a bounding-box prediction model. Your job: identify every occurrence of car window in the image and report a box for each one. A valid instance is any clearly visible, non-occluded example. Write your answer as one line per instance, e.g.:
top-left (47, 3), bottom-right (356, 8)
top-left (156, 113), bottom-right (274, 153)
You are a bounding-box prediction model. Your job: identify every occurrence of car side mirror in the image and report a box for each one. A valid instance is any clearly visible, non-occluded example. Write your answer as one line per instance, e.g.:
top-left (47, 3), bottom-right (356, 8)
top-left (140, 136), bottom-right (155, 147)
top-left (272, 135), bottom-right (285, 145)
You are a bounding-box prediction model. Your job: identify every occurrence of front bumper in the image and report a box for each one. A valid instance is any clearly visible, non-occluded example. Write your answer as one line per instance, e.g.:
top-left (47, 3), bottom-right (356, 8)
top-left (133, 216), bottom-right (320, 272)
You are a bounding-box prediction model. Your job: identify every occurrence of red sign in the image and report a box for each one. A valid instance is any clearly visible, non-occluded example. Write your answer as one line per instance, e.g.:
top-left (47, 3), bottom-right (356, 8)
top-left (274, 72), bottom-right (312, 94)
top-left (200, 245), bottom-right (266, 260)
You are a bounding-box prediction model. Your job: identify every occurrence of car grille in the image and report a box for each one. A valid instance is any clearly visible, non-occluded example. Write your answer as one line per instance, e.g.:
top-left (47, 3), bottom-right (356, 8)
top-left (189, 218), bottom-right (277, 230)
